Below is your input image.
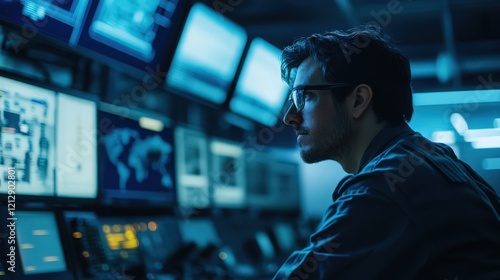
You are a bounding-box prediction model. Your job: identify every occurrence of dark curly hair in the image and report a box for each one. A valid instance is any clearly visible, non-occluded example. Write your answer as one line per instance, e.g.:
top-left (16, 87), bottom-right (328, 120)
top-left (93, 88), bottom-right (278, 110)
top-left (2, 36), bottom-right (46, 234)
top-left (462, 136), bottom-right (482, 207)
top-left (281, 25), bottom-right (413, 124)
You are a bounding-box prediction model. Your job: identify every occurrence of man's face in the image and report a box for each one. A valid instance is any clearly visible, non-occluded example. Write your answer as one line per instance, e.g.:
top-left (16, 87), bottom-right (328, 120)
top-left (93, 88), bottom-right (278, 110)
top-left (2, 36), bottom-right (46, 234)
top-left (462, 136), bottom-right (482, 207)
top-left (283, 57), bottom-right (352, 163)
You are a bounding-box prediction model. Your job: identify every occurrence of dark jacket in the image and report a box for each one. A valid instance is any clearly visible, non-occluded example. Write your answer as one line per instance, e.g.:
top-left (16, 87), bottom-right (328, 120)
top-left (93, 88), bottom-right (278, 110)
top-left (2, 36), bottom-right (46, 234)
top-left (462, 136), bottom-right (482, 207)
top-left (274, 123), bottom-right (500, 280)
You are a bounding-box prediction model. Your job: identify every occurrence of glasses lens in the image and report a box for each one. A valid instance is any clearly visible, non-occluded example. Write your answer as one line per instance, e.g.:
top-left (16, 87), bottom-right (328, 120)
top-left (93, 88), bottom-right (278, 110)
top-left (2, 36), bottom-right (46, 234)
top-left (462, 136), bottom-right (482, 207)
top-left (291, 89), bottom-right (302, 112)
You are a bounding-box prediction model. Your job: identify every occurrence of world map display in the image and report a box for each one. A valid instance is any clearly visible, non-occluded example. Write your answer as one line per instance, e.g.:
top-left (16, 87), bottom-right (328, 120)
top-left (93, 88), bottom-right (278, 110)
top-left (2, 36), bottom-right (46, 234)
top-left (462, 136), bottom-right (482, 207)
top-left (100, 111), bottom-right (175, 203)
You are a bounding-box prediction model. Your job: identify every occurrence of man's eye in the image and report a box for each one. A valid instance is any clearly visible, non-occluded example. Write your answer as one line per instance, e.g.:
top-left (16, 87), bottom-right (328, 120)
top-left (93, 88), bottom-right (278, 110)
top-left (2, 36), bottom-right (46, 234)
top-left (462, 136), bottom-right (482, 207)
top-left (303, 91), bottom-right (313, 99)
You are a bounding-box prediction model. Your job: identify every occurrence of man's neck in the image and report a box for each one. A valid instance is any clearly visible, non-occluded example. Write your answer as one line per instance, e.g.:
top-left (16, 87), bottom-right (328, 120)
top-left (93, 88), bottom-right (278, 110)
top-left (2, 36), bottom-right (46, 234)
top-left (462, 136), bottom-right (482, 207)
top-left (341, 120), bottom-right (389, 174)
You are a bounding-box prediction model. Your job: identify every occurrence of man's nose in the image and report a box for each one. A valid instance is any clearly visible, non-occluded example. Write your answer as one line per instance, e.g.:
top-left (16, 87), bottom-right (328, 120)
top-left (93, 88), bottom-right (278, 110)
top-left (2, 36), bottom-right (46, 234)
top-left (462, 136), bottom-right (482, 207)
top-left (283, 104), bottom-right (302, 126)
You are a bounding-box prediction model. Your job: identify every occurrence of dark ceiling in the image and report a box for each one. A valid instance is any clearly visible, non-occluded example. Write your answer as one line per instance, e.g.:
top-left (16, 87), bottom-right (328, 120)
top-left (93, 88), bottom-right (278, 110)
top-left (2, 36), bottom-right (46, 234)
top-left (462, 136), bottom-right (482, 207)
top-left (198, 0), bottom-right (500, 92)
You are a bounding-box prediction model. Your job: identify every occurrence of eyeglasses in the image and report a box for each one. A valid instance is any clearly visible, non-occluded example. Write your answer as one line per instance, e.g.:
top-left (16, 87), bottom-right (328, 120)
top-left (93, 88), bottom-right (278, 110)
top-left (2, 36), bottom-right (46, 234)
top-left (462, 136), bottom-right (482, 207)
top-left (288, 83), bottom-right (354, 113)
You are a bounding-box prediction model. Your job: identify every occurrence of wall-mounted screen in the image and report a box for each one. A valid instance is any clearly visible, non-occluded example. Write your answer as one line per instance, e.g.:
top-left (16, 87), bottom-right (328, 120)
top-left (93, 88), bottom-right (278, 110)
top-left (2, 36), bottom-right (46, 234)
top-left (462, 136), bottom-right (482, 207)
top-left (246, 155), bottom-right (301, 212)
top-left (0, 0), bottom-right (90, 44)
top-left (16, 211), bottom-right (67, 275)
top-left (165, 2), bottom-right (247, 104)
top-left (209, 138), bottom-right (245, 208)
top-left (99, 105), bottom-right (176, 205)
top-left (245, 152), bottom-right (275, 209)
top-left (0, 0), bottom-right (185, 78)
top-left (229, 37), bottom-right (289, 127)
top-left (56, 93), bottom-right (98, 198)
top-left (0, 76), bottom-right (56, 196)
top-left (175, 126), bottom-right (210, 208)
top-left (77, 0), bottom-right (185, 75)
top-left (269, 160), bottom-right (301, 212)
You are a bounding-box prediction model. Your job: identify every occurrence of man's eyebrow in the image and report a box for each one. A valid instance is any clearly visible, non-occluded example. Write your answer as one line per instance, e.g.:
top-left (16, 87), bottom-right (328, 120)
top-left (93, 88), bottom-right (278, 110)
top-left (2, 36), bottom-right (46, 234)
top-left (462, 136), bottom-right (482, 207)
top-left (291, 84), bottom-right (307, 90)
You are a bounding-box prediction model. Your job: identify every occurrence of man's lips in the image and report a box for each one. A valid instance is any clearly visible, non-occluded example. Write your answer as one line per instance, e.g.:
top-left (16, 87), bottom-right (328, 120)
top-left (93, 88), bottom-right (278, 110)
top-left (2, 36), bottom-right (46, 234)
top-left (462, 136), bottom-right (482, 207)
top-left (295, 130), bottom-right (308, 136)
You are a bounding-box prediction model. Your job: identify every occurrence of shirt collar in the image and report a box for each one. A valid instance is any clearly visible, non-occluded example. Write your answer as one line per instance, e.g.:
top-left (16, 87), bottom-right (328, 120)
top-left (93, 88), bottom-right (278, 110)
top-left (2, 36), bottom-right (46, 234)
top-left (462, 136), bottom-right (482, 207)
top-left (357, 122), bottom-right (414, 173)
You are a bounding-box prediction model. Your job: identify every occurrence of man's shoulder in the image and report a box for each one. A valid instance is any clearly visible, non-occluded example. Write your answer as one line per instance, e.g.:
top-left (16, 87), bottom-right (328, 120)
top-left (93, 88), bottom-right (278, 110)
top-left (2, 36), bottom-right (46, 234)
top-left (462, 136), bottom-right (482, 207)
top-left (336, 134), bottom-right (470, 199)
top-left (361, 133), bottom-right (469, 183)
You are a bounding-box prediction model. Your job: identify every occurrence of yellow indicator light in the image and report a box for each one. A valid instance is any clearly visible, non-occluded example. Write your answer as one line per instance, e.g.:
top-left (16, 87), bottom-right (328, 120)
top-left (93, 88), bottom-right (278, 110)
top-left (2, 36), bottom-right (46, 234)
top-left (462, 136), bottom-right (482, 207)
top-left (112, 224), bottom-right (122, 232)
top-left (102, 225), bottom-right (111, 234)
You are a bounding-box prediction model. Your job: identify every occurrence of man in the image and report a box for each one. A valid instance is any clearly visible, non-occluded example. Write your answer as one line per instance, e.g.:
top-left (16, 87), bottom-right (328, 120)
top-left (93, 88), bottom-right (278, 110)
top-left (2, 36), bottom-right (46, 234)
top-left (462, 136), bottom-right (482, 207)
top-left (274, 26), bottom-right (500, 279)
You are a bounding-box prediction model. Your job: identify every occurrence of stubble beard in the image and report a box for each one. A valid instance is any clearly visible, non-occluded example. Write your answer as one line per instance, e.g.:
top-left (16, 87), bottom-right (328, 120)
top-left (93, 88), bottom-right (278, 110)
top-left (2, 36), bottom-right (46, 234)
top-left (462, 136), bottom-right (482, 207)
top-left (300, 107), bottom-right (352, 164)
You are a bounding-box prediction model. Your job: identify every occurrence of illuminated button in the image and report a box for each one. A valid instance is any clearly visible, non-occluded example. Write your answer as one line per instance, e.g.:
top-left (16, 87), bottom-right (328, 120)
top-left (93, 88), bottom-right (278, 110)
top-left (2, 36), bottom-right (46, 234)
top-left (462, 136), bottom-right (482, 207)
top-left (102, 225), bottom-right (111, 234)
top-left (148, 221), bottom-right (158, 231)
top-left (112, 224), bottom-right (122, 232)
top-left (218, 252), bottom-right (228, 260)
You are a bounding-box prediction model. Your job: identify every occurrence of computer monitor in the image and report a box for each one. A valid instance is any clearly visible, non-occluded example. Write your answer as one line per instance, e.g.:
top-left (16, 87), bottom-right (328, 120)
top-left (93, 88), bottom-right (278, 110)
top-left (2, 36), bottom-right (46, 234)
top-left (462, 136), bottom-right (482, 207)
top-left (178, 218), bottom-right (220, 248)
top-left (269, 160), bottom-right (301, 212)
top-left (0, 76), bottom-right (56, 197)
top-left (16, 211), bottom-right (70, 278)
top-left (245, 154), bottom-right (300, 212)
top-left (175, 126), bottom-right (210, 208)
top-left (229, 37), bottom-right (289, 127)
top-left (209, 137), bottom-right (246, 208)
top-left (77, 0), bottom-right (186, 76)
top-left (0, 0), bottom-right (186, 78)
top-left (99, 104), bottom-right (176, 206)
top-left (165, 2), bottom-right (247, 104)
top-left (245, 152), bottom-right (275, 209)
top-left (0, 0), bottom-right (89, 44)
top-left (56, 92), bottom-right (98, 199)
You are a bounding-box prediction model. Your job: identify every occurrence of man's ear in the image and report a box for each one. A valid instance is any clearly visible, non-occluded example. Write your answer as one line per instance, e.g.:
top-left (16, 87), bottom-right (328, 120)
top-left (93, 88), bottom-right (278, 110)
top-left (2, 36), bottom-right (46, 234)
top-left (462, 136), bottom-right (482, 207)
top-left (350, 84), bottom-right (373, 119)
